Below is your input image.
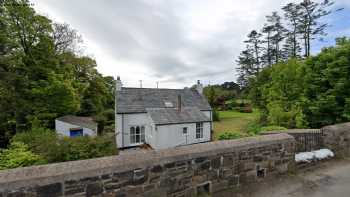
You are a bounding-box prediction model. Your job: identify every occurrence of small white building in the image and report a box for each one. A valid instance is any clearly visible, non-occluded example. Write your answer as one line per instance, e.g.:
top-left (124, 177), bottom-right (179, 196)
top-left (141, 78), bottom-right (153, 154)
top-left (55, 115), bottom-right (98, 137)
top-left (115, 77), bottom-right (212, 150)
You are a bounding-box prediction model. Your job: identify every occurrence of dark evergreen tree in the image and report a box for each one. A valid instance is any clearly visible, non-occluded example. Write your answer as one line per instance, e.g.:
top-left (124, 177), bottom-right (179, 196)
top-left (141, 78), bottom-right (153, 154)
top-left (265, 12), bottom-right (286, 64)
top-left (262, 24), bottom-right (274, 66)
top-left (282, 3), bottom-right (302, 58)
top-left (244, 30), bottom-right (264, 69)
top-left (299, 0), bottom-right (335, 57)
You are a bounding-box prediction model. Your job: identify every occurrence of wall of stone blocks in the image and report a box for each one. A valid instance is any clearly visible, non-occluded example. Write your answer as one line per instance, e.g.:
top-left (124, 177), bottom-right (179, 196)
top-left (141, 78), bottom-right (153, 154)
top-left (0, 134), bottom-right (295, 197)
top-left (322, 122), bottom-right (350, 157)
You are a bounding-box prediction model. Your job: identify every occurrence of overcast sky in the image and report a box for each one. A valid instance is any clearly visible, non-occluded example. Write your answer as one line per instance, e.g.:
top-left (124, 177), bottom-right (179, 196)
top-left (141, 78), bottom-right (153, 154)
top-left (31, 0), bottom-right (350, 88)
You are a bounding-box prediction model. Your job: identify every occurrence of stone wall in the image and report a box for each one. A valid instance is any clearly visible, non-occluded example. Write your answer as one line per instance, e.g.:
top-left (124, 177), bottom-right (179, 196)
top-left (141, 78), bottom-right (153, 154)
top-left (322, 122), bottom-right (350, 157)
top-left (0, 134), bottom-right (295, 197)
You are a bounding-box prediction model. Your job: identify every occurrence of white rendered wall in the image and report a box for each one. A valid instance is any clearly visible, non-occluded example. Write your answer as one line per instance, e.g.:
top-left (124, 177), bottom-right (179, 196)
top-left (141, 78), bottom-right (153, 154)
top-left (55, 120), bottom-right (97, 137)
top-left (116, 112), bottom-right (212, 149)
top-left (202, 110), bottom-right (212, 120)
top-left (116, 113), bottom-right (152, 148)
top-left (151, 122), bottom-right (211, 149)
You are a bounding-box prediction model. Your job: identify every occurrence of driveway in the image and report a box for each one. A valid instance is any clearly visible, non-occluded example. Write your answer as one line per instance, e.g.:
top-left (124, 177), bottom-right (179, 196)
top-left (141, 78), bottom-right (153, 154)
top-left (218, 159), bottom-right (350, 197)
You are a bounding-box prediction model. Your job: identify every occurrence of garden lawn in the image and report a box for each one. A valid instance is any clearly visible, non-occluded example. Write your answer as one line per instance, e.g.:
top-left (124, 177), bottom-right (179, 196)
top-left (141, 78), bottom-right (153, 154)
top-left (213, 110), bottom-right (259, 140)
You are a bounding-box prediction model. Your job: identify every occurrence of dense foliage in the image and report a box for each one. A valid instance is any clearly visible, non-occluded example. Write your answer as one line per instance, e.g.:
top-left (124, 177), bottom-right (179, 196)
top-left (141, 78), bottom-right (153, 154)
top-left (11, 127), bottom-right (117, 163)
top-left (0, 0), bottom-right (115, 147)
top-left (249, 38), bottom-right (350, 128)
top-left (203, 82), bottom-right (240, 107)
top-left (236, 0), bottom-right (339, 88)
top-left (0, 142), bottom-right (46, 170)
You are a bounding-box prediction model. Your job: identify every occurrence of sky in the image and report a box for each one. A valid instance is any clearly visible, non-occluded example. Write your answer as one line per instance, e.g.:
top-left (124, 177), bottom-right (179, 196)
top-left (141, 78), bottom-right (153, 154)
top-left (30, 0), bottom-right (350, 89)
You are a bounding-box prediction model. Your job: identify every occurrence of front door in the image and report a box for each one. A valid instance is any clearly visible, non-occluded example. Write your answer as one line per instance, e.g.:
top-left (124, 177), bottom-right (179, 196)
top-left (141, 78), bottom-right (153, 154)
top-left (70, 128), bottom-right (83, 137)
top-left (182, 127), bottom-right (189, 145)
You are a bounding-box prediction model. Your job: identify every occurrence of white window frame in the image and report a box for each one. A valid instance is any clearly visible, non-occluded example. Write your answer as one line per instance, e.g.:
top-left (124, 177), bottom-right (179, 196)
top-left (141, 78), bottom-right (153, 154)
top-left (196, 122), bottom-right (203, 139)
top-left (130, 125), bottom-right (146, 145)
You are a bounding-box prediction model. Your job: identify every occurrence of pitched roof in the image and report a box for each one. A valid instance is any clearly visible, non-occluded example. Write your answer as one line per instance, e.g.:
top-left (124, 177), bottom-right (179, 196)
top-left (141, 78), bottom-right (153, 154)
top-left (116, 88), bottom-right (211, 113)
top-left (146, 107), bottom-right (210, 125)
top-left (56, 115), bottom-right (97, 131)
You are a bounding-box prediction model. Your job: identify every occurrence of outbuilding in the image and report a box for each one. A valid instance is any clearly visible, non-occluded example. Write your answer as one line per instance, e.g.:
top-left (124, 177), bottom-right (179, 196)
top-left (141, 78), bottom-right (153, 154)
top-left (55, 115), bottom-right (98, 137)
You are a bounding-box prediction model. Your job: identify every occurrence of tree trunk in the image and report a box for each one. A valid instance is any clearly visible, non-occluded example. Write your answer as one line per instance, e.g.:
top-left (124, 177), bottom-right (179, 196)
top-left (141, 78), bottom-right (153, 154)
top-left (267, 33), bottom-right (271, 66)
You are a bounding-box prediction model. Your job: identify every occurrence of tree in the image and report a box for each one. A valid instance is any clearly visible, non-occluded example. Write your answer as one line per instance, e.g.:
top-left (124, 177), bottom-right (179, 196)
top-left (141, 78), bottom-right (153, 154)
top-left (265, 12), bottom-right (286, 63)
top-left (299, 0), bottom-right (335, 57)
top-left (244, 30), bottom-right (263, 69)
top-left (249, 38), bottom-right (350, 128)
top-left (236, 30), bottom-right (264, 88)
top-left (0, 1), bottom-right (116, 147)
top-left (52, 22), bottom-right (82, 54)
top-left (282, 3), bottom-right (302, 58)
top-left (302, 37), bottom-right (350, 127)
top-left (262, 24), bottom-right (274, 66)
top-left (236, 47), bottom-right (256, 88)
top-left (207, 85), bottom-right (216, 107)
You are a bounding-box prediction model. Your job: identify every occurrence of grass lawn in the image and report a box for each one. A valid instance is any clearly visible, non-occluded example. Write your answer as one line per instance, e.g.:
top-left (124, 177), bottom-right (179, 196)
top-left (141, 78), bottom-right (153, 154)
top-left (213, 110), bottom-right (259, 140)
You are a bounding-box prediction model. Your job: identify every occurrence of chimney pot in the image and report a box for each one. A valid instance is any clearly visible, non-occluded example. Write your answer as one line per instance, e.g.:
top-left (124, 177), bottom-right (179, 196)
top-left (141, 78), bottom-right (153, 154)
top-left (116, 76), bottom-right (123, 91)
top-left (195, 80), bottom-right (203, 94)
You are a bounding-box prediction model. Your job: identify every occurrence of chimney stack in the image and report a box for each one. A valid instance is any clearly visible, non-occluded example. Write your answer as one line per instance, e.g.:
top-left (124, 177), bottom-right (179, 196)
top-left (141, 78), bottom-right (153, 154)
top-left (178, 95), bottom-right (182, 112)
top-left (195, 80), bottom-right (203, 94)
top-left (116, 76), bottom-right (123, 91)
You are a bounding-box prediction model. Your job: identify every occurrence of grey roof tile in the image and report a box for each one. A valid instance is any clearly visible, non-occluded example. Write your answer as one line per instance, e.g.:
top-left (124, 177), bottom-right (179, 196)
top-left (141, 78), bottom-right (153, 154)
top-left (56, 115), bottom-right (97, 131)
top-left (116, 88), bottom-right (211, 113)
top-left (146, 107), bottom-right (210, 125)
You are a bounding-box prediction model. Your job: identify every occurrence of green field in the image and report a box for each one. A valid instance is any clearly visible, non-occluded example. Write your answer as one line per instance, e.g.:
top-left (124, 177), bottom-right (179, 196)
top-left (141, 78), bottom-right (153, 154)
top-left (213, 110), bottom-right (259, 140)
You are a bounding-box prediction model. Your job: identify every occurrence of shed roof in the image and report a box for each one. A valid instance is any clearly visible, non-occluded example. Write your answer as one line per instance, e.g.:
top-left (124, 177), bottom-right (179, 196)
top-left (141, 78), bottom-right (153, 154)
top-left (116, 88), bottom-right (211, 113)
top-left (146, 107), bottom-right (210, 125)
top-left (56, 115), bottom-right (97, 131)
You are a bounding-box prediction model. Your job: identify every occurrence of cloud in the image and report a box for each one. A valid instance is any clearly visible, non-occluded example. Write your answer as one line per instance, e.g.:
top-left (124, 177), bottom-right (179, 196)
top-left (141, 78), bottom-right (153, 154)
top-left (31, 0), bottom-right (350, 88)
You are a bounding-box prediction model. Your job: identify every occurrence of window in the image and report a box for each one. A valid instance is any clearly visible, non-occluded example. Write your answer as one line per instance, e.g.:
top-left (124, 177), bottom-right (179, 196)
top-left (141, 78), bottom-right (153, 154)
top-left (183, 127), bottom-right (188, 135)
top-left (130, 126), bottom-right (146, 144)
top-left (164, 101), bottom-right (174, 108)
top-left (196, 123), bottom-right (203, 139)
top-left (135, 126), bottom-right (140, 143)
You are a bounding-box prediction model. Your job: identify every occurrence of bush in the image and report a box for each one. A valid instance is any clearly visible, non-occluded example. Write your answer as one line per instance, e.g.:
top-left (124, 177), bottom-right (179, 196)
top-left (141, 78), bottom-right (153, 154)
top-left (218, 132), bottom-right (244, 140)
top-left (245, 122), bottom-right (262, 135)
top-left (59, 135), bottom-right (117, 161)
top-left (0, 142), bottom-right (46, 170)
top-left (12, 127), bottom-right (117, 163)
top-left (212, 110), bottom-right (220, 121)
top-left (12, 127), bottom-right (61, 162)
top-left (260, 125), bottom-right (287, 132)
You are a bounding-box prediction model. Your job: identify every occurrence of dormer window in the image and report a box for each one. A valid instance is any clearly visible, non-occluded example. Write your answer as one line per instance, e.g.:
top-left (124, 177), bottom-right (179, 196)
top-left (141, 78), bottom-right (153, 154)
top-left (164, 101), bottom-right (174, 108)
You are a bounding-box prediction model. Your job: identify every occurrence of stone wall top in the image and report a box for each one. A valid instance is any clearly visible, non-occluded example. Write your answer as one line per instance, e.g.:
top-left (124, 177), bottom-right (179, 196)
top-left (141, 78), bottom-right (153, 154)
top-left (262, 129), bottom-right (321, 135)
top-left (322, 122), bottom-right (350, 133)
top-left (0, 133), bottom-right (293, 189)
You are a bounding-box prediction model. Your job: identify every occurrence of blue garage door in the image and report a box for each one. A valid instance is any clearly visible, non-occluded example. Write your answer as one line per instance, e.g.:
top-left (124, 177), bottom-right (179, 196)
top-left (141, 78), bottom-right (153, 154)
top-left (70, 128), bottom-right (83, 137)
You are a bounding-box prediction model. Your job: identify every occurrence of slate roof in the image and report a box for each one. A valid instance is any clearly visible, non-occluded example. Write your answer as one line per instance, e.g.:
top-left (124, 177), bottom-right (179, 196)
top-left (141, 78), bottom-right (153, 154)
top-left (146, 107), bottom-right (211, 125)
top-left (56, 115), bottom-right (97, 131)
top-left (116, 88), bottom-right (211, 113)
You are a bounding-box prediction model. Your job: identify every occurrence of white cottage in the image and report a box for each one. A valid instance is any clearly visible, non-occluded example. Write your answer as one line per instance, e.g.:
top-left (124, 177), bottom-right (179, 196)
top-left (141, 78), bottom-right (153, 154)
top-left (115, 77), bottom-right (213, 150)
top-left (55, 115), bottom-right (98, 137)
